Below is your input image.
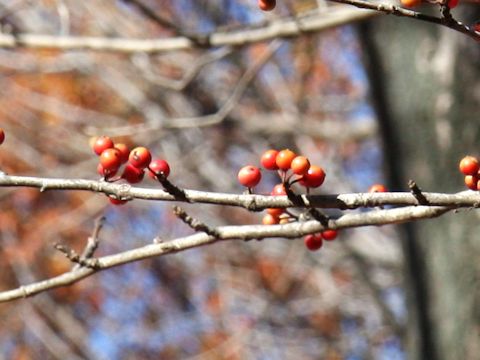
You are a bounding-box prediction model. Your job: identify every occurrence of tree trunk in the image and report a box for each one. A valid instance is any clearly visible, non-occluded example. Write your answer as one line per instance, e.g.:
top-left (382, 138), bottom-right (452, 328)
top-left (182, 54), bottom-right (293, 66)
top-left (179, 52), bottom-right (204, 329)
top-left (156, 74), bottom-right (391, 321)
top-left (359, 9), bottom-right (480, 360)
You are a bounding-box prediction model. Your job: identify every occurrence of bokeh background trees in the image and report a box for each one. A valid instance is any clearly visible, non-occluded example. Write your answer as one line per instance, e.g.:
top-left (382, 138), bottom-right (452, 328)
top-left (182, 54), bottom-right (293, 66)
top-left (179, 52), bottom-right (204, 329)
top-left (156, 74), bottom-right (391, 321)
top-left (0, 1), bottom-right (477, 359)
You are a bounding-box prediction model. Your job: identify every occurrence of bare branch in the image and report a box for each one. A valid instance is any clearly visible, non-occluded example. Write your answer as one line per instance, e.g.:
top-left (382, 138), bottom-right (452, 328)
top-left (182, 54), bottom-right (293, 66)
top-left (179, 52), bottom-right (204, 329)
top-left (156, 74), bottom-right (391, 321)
top-left (0, 8), bottom-right (377, 53)
top-left (0, 173), bottom-right (478, 210)
top-left (0, 204), bottom-right (451, 303)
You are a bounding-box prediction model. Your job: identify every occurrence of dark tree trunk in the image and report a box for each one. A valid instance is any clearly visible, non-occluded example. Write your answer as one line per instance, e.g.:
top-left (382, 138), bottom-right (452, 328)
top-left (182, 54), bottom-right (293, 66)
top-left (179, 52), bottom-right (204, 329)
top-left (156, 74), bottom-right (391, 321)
top-left (359, 8), bottom-right (480, 360)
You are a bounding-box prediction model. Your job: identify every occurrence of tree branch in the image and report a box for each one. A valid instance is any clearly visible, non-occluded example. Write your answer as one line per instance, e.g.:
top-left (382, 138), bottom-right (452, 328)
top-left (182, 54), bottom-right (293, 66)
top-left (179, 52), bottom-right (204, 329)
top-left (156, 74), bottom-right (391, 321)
top-left (0, 173), bottom-right (478, 210)
top-left (0, 204), bottom-right (451, 303)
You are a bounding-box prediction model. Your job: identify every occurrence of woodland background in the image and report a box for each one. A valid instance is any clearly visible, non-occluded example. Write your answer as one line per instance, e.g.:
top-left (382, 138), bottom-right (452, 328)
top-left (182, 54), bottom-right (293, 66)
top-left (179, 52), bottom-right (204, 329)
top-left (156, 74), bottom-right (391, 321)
top-left (0, 1), bottom-right (479, 359)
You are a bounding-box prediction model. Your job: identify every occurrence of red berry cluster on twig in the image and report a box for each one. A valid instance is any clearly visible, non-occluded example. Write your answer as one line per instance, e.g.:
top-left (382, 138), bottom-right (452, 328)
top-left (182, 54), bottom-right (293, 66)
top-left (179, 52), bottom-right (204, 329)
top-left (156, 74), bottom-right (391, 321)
top-left (91, 136), bottom-right (170, 205)
top-left (238, 148), bottom-right (335, 251)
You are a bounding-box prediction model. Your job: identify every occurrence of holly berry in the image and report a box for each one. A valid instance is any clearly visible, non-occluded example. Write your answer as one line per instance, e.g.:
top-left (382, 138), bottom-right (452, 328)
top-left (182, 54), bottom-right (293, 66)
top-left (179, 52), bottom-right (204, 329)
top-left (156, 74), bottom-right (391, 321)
top-left (276, 149), bottom-right (297, 171)
top-left (149, 159), bottom-right (170, 179)
top-left (267, 208), bottom-right (284, 217)
top-left (238, 165), bottom-right (262, 188)
top-left (0, 128), bottom-right (5, 145)
top-left (321, 229), bottom-right (338, 241)
top-left (447, 0), bottom-right (458, 8)
top-left (262, 214), bottom-right (279, 225)
top-left (122, 164), bottom-right (145, 184)
top-left (400, 0), bottom-right (421, 7)
top-left (114, 143), bottom-right (130, 164)
top-left (369, 184), bottom-right (388, 193)
top-left (258, 0), bottom-right (276, 11)
top-left (465, 175), bottom-right (478, 190)
top-left (300, 165), bottom-right (326, 188)
top-left (271, 183), bottom-right (287, 196)
top-left (100, 148), bottom-right (122, 172)
top-left (97, 163), bottom-right (117, 179)
top-left (93, 136), bottom-right (114, 156)
top-left (261, 149), bottom-right (279, 170)
top-left (459, 156), bottom-right (479, 176)
top-left (304, 234), bottom-right (323, 251)
top-left (109, 197), bottom-right (127, 206)
top-left (129, 147), bottom-right (152, 169)
top-left (291, 156), bottom-right (310, 175)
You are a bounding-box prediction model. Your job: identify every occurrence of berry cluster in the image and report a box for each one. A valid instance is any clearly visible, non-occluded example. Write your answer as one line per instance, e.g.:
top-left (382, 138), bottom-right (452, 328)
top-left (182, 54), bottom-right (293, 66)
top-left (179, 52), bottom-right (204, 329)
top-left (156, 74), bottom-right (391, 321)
top-left (238, 149), bottom-right (336, 251)
top-left (459, 155), bottom-right (480, 190)
top-left (91, 136), bottom-right (170, 205)
top-left (304, 230), bottom-right (338, 251)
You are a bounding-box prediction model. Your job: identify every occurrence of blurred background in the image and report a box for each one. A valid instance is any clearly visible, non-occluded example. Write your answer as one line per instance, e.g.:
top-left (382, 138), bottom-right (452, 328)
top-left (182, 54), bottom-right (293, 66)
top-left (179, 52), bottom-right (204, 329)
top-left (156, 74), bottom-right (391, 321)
top-left (0, 1), bottom-right (478, 359)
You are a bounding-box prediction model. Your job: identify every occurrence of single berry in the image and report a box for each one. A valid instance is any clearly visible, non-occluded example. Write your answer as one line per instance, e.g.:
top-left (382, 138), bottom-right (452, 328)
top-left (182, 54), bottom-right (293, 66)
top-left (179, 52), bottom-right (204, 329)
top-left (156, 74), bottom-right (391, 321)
top-left (122, 164), bottom-right (145, 184)
top-left (114, 143), bottom-right (130, 164)
top-left (291, 156), bottom-right (310, 175)
top-left (321, 229), bottom-right (338, 241)
top-left (267, 208), bottom-right (284, 217)
top-left (149, 159), bottom-right (170, 179)
top-left (258, 0), bottom-right (276, 11)
top-left (459, 156), bottom-right (479, 176)
top-left (369, 184), bottom-right (388, 193)
top-left (447, 0), bottom-right (458, 8)
top-left (271, 183), bottom-right (287, 196)
top-left (0, 128), bottom-right (5, 145)
top-left (262, 214), bottom-right (279, 225)
top-left (400, 0), bottom-right (421, 7)
top-left (129, 147), bottom-right (152, 169)
top-left (93, 136), bottom-right (114, 156)
top-left (304, 234), bottom-right (323, 251)
top-left (109, 197), bottom-right (127, 206)
top-left (276, 149), bottom-right (297, 171)
top-left (260, 149), bottom-right (279, 170)
top-left (465, 175), bottom-right (478, 190)
top-left (100, 148), bottom-right (122, 172)
top-left (238, 165), bottom-right (262, 188)
top-left (300, 165), bottom-right (326, 188)
top-left (97, 163), bottom-right (117, 179)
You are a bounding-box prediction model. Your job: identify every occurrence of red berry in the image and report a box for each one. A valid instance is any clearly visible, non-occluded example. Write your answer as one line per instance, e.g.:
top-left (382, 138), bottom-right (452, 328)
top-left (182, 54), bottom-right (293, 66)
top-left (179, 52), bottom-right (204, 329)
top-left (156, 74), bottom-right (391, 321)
top-left (291, 156), bottom-right (310, 175)
top-left (465, 175), bottom-right (478, 190)
top-left (369, 184), bottom-right (388, 193)
top-left (271, 183), bottom-right (287, 196)
top-left (261, 149), bottom-right (279, 170)
top-left (459, 156), bottom-right (479, 176)
top-left (149, 159), bottom-right (170, 179)
top-left (258, 0), bottom-right (276, 11)
top-left (97, 163), bottom-right (117, 179)
top-left (321, 229), bottom-right (338, 241)
top-left (93, 136), bottom-right (114, 156)
top-left (100, 148), bottom-right (122, 172)
top-left (122, 164), bottom-right (145, 184)
top-left (114, 143), bottom-right (130, 164)
top-left (238, 165), bottom-right (262, 188)
top-left (304, 234), bottom-right (323, 251)
top-left (447, 0), bottom-right (458, 8)
top-left (276, 149), bottom-right (297, 171)
top-left (300, 165), bottom-right (326, 188)
top-left (0, 128), bottom-right (5, 145)
top-left (129, 147), bottom-right (152, 169)
top-left (267, 208), bottom-right (284, 217)
top-left (109, 197), bottom-right (127, 206)
top-left (262, 214), bottom-right (279, 225)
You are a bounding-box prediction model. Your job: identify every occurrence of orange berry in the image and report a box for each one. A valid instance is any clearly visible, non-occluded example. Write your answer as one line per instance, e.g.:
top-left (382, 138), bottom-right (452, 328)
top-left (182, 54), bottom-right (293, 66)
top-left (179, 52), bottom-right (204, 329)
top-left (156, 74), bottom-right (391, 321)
top-left (300, 165), bottom-right (326, 188)
top-left (276, 149), bottom-right (297, 170)
top-left (262, 214), bottom-right (279, 225)
top-left (291, 156), bottom-right (310, 175)
top-left (465, 175), bottom-right (479, 190)
top-left (304, 234), bottom-right (323, 251)
top-left (258, 0), bottom-right (276, 11)
top-left (261, 149), bottom-right (279, 170)
top-left (238, 165), bottom-right (262, 188)
top-left (459, 156), bottom-right (479, 176)
top-left (369, 184), bottom-right (388, 193)
top-left (400, 0), bottom-right (421, 7)
top-left (321, 229), bottom-right (338, 241)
